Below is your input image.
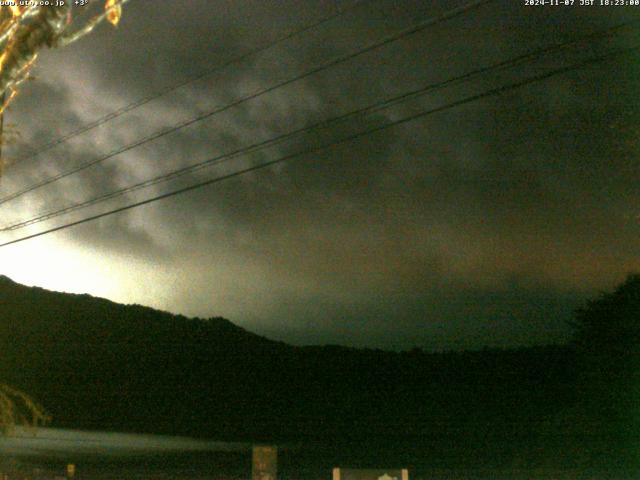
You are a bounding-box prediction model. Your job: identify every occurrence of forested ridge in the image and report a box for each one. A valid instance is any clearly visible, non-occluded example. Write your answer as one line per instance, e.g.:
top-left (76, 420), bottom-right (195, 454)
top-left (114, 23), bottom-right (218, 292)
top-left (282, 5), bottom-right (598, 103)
top-left (0, 274), bottom-right (637, 472)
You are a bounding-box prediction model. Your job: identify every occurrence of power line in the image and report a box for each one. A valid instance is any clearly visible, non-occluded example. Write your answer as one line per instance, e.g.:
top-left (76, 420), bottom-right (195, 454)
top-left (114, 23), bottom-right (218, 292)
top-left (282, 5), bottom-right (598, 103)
top-left (0, 45), bottom-right (634, 249)
top-left (13, 0), bottom-right (373, 164)
top-left (0, 0), bottom-right (493, 207)
top-left (2, 20), bottom-right (635, 233)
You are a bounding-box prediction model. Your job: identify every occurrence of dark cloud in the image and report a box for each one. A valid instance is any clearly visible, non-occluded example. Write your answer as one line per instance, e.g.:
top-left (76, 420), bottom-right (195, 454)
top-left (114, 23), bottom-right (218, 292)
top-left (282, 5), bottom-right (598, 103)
top-left (0, 0), bottom-right (638, 349)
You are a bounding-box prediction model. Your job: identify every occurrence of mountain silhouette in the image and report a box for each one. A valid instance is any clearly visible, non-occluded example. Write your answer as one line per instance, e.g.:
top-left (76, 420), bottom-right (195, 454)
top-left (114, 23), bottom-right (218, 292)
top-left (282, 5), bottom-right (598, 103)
top-left (0, 275), bottom-right (636, 472)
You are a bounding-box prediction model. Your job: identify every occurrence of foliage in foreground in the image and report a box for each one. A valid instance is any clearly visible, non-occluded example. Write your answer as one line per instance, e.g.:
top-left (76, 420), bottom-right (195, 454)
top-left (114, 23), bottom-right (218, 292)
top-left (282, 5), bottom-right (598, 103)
top-left (0, 383), bottom-right (49, 435)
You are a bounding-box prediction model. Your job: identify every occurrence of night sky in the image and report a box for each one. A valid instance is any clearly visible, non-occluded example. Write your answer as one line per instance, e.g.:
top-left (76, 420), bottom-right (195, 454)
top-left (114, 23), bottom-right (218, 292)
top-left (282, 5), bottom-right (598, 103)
top-left (0, 0), bottom-right (638, 349)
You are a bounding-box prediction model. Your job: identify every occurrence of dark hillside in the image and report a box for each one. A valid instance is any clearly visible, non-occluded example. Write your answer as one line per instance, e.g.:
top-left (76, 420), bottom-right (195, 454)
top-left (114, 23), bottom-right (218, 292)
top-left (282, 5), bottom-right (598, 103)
top-left (0, 275), bottom-right (636, 472)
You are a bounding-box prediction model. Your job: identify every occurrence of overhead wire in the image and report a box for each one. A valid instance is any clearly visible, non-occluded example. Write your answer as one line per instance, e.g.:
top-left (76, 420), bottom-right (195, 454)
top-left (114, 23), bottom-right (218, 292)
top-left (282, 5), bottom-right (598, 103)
top-left (1, 19), bottom-right (636, 233)
top-left (0, 0), bottom-right (494, 207)
top-left (12, 0), bottom-right (373, 164)
top-left (0, 44), bottom-right (635, 249)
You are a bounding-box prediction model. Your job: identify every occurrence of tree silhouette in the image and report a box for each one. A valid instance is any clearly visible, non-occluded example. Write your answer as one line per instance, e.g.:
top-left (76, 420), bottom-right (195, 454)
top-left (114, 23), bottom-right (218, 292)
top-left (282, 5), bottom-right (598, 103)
top-left (571, 273), bottom-right (640, 355)
top-left (570, 274), bottom-right (640, 423)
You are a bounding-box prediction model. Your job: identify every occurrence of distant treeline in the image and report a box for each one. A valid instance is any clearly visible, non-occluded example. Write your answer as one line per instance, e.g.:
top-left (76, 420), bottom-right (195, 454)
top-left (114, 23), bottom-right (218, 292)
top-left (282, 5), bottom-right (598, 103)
top-left (0, 274), bottom-right (637, 471)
